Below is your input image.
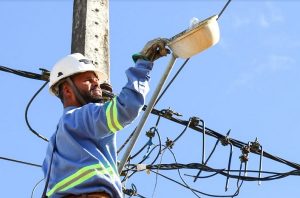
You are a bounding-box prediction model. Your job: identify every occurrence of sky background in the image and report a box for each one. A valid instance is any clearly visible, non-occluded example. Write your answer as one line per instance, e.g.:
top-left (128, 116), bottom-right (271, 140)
top-left (0, 0), bottom-right (300, 198)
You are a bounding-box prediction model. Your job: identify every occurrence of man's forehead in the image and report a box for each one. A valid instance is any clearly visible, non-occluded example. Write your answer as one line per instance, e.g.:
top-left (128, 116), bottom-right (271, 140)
top-left (73, 71), bottom-right (98, 79)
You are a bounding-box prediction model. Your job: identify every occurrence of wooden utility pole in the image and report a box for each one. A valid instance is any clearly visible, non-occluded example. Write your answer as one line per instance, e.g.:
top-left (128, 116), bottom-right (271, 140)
top-left (71, 0), bottom-right (110, 80)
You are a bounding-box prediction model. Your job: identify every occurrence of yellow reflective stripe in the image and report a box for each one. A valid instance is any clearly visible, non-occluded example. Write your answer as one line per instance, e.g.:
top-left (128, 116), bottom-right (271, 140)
top-left (47, 163), bottom-right (116, 197)
top-left (47, 164), bottom-right (100, 197)
top-left (60, 171), bottom-right (98, 192)
top-left (105, 97), bottom-right (123, 133)
top-left (112, 97), bottom-right (123, 131)
top-left (60, 168), bottom-right (110, 192)
top-left (105, 100), bottom-right (116, 132)
top-left (46, 164), bottom-right (101, 197)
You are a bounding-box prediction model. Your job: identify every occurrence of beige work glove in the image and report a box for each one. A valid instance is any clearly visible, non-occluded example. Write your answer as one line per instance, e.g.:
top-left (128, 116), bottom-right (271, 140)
top-left (132, 38), bottom-right (170, 63)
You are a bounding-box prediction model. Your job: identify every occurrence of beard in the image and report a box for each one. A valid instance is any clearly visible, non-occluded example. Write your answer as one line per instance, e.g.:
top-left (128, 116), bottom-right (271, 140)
top-left (80, 87), bottom-right (103, 103)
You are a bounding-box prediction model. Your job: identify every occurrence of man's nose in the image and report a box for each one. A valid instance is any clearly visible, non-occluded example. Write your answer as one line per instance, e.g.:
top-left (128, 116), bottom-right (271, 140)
top-left (92, 78), bottom-right (100, 87)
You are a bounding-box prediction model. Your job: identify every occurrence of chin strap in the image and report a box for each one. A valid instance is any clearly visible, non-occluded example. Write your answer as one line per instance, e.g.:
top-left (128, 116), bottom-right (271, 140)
top-left (66, 77), bottom-right (87, 106)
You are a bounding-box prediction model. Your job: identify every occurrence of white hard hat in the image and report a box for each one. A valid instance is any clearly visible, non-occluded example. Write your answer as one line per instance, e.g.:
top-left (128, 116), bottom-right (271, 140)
top-left (49, 53), bottom-right (108, 96)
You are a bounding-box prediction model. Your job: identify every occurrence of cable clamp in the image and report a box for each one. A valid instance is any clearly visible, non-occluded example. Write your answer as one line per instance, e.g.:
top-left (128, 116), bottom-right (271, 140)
top-left (161, 107), bottom-right (182, 119)
top-left (190, 116), bottom-right (201, 127)
top-left (239, 154), bottom-right (249, 163)
top-left (240, 144), bottom-right (251, 163)
top-left (39, 68), bottom-right (50, 81)
top-left (166, 137), bottom-right (174, 149)
top-left (146, 127), bottom-right (156, 138)
top-left (136, 164), bottom-right (147, 171)
top-left (122, 184), bottom-right (137, 196)
top-left (221, 135), bottom-right (231, 146)
top-left (250, 137), bottom-right (261, 152)
top-left (241, 145), bottom-right (250, 154)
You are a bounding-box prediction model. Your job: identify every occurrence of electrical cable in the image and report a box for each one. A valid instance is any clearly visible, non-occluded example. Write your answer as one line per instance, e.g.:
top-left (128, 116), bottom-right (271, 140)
top-left (25, 81), bottom-right (49, 142)
top-left (119, 2), bottom-right (234, 186)
top-left (149, 170), bottom-right (241, 198)
top-left (153, 0), bottom-right (233, 107)
top-left (122, 145), bottom-right (163, 183)
top-left (31, 178), bottom-right (45, 198)
top-left (120, 120), bottom-right (163, 183)
top-left (131, 127), bottom-right (162, 166)
top-left (121, 103), bottom-right (300, 196)
top-left (145, 162), bottom-right (300, 181)
top-left (194, 130), bottom-right (231, 183)
top-left (146, 106), bottom-right (300, 170)
top-left (167, 147), bottom-right (201, 198)
top-left (217, 0), bottom-right (232, 20)
top-left (118, 111), bottom-right (161, 156)
top-left (172, 118), bottom-right (192, 143)
top-left (154, 58), bottom-right (190, 106)
top-left (126, 159), bottom-right (297, 198)
top-left (129, 127), bottom-right (159, 161)
top-left (189, 172), bottom-right (220, 179)
top-left (118, 129), bottom-right (135, 154)
top-left (119, 57), bottom-right (190, 167)
top-left (193, 138), bottom-right (221, 182)
top-left (151, 147), bottom-right (166, 198)
top-left (120, 114), bottom-right (163, 184)
top-left (0, 65), bottom-right (49, 81)
top-left (160, 118), bottom-right (192, 153)
top-left (122, 145), bottom-right (161, 182)
top-left (120, 103), bottom-right (300, 197)
top-left (0, 156), bottom-right (42, 168)
top-left (149, 128), bottom-right (162, 166)
top-left (129, 141), bottom-right (152, 160)
top-left (1, 65), bottom-right (50, 142)
top-left (123, 183), bottom-right (147, 198)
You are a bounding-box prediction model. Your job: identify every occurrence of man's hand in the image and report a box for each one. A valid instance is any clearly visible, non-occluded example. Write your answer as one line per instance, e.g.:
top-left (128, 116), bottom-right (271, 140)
top-left (100, 82), bottom-right (114, 101)
top-left (133, 38), bottom-right (170, 63)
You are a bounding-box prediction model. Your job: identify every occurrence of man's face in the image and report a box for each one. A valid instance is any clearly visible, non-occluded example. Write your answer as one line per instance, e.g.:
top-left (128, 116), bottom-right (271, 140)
top-left (72, 71), bottom-right (103, 103)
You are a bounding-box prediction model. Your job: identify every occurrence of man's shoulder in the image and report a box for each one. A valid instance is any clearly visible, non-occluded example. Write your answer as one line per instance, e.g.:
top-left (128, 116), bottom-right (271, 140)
top-left (63, 103), bottom-right (105, 115)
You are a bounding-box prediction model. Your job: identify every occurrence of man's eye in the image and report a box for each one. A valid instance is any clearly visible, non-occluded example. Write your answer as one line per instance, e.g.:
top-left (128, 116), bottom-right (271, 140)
top-left (83, 79), bottom-right (91, 83)
top-left (85, 78), bottom-right (99, 83)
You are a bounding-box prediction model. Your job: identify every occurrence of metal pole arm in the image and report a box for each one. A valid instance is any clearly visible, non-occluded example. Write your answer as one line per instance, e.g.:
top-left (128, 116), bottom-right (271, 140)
top-left (118, 54), bottom-right (177, 174)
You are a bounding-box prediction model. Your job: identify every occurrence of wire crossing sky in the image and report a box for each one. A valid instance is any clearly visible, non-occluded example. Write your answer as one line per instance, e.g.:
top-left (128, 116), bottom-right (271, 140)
top-left (0, 1), bottom-right (300, 198)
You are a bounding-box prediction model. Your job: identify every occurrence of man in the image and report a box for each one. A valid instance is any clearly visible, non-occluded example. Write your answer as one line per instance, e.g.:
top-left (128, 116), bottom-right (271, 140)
top-left (42, 38), bottom-right (169, 198)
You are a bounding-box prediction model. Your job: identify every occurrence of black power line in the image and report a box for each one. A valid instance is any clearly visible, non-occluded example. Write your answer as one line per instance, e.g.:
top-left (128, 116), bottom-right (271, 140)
top-left (0, 156), bottom-right (42, 168)
top-left (25, 81), bottom-right (49, 142)
top-left (218, 0), bottom-right (232, 20)
top-left (145, 106), bottom-right (300, 170)
top-left (0, 65), bottom-right (49, 81)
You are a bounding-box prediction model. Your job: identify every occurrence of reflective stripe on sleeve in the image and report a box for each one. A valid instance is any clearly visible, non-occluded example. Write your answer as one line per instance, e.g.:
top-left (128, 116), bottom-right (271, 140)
top-left (46, 163), bottom-right (117, 197)
top-left (105, 97), bottom-right (123, 133)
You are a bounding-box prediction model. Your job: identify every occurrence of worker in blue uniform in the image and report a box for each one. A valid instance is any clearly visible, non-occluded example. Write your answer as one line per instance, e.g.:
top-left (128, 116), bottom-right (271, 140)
top-left (42, 38), bottom-right (169, 198)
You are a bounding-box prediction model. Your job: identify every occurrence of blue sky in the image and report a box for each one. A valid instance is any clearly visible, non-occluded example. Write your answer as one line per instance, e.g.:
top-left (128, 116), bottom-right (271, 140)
top-left (0, 1), bottom-right (299, 197)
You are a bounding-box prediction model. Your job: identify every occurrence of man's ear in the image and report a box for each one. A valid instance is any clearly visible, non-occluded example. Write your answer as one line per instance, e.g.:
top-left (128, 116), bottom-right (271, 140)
top-left (62, 83), bottom-right (73, 99)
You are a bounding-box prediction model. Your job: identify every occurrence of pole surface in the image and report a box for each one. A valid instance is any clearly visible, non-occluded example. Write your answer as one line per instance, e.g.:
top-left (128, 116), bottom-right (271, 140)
top-left (71, 0), bottom-right (110, 80)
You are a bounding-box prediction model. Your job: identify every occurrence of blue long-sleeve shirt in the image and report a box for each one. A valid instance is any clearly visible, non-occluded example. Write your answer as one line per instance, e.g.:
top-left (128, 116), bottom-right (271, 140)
top-left (43, 59), bottom-right (153, 198)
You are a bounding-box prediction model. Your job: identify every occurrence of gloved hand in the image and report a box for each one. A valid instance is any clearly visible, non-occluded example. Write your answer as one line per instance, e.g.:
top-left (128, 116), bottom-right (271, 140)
top-left (100, 82), bottom-right (114, 101)
top-left (132, 38), bottom-right (170, 63)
